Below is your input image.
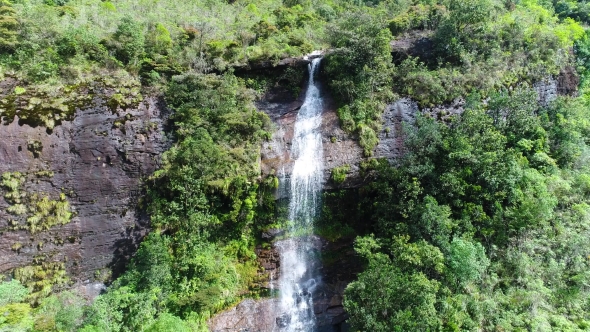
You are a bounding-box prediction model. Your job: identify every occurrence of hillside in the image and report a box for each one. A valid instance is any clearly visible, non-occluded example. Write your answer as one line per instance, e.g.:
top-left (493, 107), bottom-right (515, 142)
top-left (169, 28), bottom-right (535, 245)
top-left (1, 0), bottom-right (590, 331)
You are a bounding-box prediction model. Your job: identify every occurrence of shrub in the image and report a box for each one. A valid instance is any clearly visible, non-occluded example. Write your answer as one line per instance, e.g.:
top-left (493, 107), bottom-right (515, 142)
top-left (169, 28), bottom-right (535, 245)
top-left (331, 165), bottom-right (351, 184)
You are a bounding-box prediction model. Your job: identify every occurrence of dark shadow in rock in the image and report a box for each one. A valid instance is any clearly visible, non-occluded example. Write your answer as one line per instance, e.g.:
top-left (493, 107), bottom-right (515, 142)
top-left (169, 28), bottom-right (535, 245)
top-left (107, 208), bottom-right (150, 281)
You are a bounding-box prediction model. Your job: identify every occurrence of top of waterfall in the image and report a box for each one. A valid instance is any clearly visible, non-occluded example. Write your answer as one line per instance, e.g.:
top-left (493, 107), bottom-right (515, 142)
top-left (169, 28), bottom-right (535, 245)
top-left (303, 50), bottom-right (323, 60)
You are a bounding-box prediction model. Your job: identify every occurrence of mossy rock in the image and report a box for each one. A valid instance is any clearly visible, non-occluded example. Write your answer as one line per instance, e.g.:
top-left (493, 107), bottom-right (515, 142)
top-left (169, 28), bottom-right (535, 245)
top-left (0, 171), bottom-right (74, 234)
top-left (0, 76), bottom-right (142, 129)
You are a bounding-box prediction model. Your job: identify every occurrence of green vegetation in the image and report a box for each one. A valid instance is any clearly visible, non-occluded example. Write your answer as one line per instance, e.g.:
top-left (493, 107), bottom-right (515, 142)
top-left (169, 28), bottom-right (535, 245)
top-left (1, 171), bottom-right (73, 235)
top-left (317, 189), bottom-right (360, 241)
top-left (330, 164), bottom-right (350, 184)
top-left (344, 85), bottom-right (590, 330)
top-left (324, 9), bottom-right (395, 155)
top-left (0, 0), bottom-right (18, 51)
top-left (78, 73), bottom-right (273, 331)
top-left (322, 0), bottom-right (585, 154)
top-left (0, 0), bottom-right (326, 84)
top-left (2, 0), bottom-right (590, 331)
top-left (0, 278), bottom-right (86, 332)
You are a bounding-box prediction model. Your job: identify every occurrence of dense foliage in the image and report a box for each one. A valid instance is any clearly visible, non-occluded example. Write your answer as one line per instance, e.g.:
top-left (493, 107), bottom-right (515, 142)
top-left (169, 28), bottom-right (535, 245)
top-left (345, 89), bottom-right (590, 330)
top-left (322, 0), bottom-right (584, 153)
top-left (80, 73), bottom-right (275, 330)
top-left (2, 0), bottom-right (590, 331)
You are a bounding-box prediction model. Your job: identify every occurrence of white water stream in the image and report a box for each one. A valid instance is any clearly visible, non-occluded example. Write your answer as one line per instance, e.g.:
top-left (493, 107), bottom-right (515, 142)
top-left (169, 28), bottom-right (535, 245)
top-left (276, 58), bottom-right (323, 332)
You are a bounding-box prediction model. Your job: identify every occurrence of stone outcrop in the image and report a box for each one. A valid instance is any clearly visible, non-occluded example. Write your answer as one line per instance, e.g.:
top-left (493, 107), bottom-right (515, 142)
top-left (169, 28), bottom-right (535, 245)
top-left (374, 74), bottom-right (572, 162)
top-left (0, 84), bottom-right (170, 283)
top-left (374, 98), bottom-right (419, 162)
top-left (390, 30), bottom-right (436, 64)
top-left (258, 60), bottom-right (572, 191)
top-left (0, 47), bottom-right (578, 329)
top-left (0, 60), bottom-right (360, 290)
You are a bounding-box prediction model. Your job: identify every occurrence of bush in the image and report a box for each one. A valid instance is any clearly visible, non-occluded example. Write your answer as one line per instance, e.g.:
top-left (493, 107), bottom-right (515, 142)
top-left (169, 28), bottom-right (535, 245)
top-left (331, 165), bottom-right (351, 184)
top-left (104, 16), bottom-right (145, 66)
top-left (0, 280), bottom-right (29, 306)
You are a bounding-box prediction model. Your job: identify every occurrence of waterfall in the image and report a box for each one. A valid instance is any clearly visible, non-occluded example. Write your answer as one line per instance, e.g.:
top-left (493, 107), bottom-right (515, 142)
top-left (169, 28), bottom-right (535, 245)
top-left (276, 58), bottom-right (323, 332)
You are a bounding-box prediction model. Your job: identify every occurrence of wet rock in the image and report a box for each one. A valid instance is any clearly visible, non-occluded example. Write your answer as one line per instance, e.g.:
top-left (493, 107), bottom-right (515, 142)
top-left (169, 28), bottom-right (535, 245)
top-left (261, 228), bottom-right (285, 240)
top-left (258, 71), bottom-right (363, 195)
top-left (255, 246), bottom-right (280, 288)
top-left (72, 282), bottom-right (106, 301)
top-left (276, 313), bottom-right (291, 328)
top-left (208, 298), bottom-right (281, 332)
top-left (209, 237), bottom-right (361, 332)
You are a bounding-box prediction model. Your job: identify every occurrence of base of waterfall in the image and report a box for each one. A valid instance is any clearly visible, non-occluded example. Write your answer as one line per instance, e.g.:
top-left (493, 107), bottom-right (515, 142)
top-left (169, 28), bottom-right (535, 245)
top-left (207, 296), bottom-right (349, 332)
top-left (207, 236), bottom-right (362, 332)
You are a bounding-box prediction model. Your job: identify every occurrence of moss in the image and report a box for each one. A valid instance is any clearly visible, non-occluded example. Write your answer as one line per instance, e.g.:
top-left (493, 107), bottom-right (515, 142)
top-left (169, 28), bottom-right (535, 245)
top-left (0, 87), bottom-right (86, 129)
top-left (7, 204), bottom-right (27, 215)
top-left (26, 193), bottom-right (73, 234)
top-left (105, 81), bottom-right (142, 112)
top-left (13, 257), bottom-right (69, 306)
top-left (34, 170), bottom-right (54, 178)
top-left (11, 242), bottom-right (22, 252)
top-left (1, 172), bottom-right (26, 204)
top-left (0, 76), bottom-right (142, 129)
top-left (27, 140), bottom-right (43, 158)
top-left (14, 86), bottom-right (26, 95)
top-left (1, 171), bottom-right (73, 234)
top-left (111, 113), bottom-right (137, 133)
top-left (331, 165), bottom-right (351, 185)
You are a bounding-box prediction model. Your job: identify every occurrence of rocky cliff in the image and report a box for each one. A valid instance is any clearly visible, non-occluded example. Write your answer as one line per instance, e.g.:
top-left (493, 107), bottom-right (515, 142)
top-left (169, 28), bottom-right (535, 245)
top-left (0, 53), bottom-right (576, 327)
top-left (209, 62), bottom-right (577, 331)
top-left (258, 66), bottom-right (364, 193)
top-left (0, 80), bottom-right (170, 288)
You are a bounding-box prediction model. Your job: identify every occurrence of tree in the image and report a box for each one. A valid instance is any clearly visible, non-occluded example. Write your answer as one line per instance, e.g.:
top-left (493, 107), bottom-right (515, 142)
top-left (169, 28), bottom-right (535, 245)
top-left (145, 313), bottom-right (192, 332)
top-left (145, 23), bottom-right (172, 57)
top-left (344, 236), bottom-right (443, 331)
top-left (105, 16), bottom-right (145, 66)
top-left (0, 0), bottom-right (18, 51)
top-left (446, 238), bottom-right (489, 289)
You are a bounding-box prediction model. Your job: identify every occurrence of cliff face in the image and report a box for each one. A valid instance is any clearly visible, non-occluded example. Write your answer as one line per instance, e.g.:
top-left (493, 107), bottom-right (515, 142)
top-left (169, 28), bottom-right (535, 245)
top-left (0, 64), bottom-right (361, 288)
top-left (210, 67), bottom-right (576, 332)
top-left (0, 82), bottom-right (170, 284)
top-left (258, 71), bottom-right (364, 193)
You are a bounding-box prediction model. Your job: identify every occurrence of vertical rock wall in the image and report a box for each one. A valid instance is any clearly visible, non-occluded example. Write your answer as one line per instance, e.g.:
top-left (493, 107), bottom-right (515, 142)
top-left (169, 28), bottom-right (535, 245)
top-left (0, 86), bottom-right (170, 284)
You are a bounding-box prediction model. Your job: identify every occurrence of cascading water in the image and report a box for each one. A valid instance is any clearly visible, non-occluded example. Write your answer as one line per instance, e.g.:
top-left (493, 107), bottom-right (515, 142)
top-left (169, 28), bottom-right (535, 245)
top-left (276, 58), bottom-right (323, 332)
